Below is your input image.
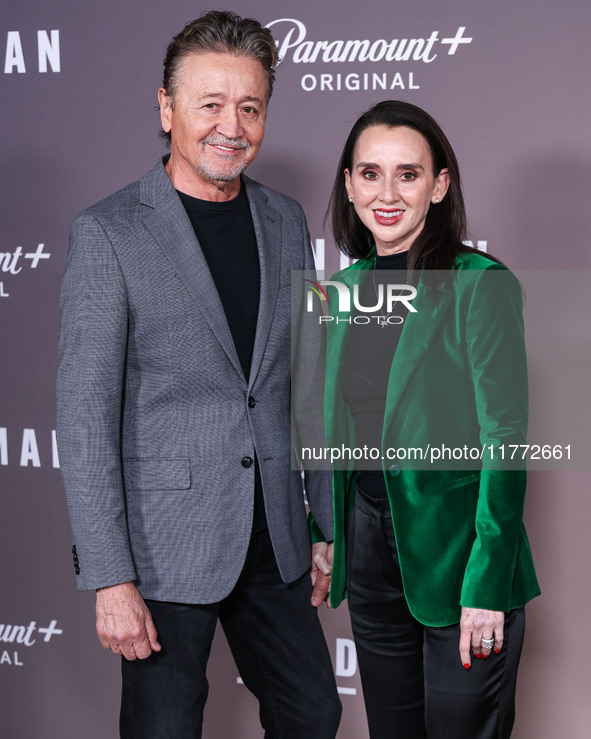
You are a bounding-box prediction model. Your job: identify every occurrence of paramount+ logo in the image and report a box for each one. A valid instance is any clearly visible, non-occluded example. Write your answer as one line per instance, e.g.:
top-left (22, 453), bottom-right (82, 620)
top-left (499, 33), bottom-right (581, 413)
top-left (0, 619), bottom-right (64, 668)
top-left (266, 18), bottom-right (473, 93)
top-left (0, 242), bottom-right (51, 299)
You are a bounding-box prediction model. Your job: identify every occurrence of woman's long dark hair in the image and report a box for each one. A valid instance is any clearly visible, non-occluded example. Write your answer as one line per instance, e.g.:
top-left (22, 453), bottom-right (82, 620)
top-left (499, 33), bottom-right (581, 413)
top-left (328, 101), bottom-right (470, 272)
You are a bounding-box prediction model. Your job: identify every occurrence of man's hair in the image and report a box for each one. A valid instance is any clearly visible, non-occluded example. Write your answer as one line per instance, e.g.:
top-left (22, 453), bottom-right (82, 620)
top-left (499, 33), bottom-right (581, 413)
top-left (159, 10), bottom-right (279, 144)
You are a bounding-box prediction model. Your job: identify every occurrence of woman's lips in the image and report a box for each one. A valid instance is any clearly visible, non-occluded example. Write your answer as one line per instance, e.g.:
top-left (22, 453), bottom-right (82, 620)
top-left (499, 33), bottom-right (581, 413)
top-left (373, 209), bottom-right (404, 226)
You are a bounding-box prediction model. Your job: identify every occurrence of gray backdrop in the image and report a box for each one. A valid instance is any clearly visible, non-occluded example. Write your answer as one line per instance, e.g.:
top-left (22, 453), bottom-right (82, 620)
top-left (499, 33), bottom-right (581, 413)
top-left (1, 0), bottom-right (590, 736)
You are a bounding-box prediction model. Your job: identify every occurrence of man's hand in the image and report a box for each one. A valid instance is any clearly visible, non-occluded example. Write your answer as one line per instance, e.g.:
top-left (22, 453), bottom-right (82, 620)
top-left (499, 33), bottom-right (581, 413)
top-left (310, 541), bottom-right (333, 608)
top-left (459, 606), bottom-right (504, 669)
top-left (95, 581), bottom-right (161, 660)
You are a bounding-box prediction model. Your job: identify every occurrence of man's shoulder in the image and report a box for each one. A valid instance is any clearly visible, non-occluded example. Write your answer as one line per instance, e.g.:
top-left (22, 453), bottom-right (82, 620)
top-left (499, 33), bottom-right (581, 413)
top-left (242, 175), bottom-right (305, 216)
top-left (73, 158), bottom-right (169, 226)
top-left (76, 181), bottom-right (140, 222)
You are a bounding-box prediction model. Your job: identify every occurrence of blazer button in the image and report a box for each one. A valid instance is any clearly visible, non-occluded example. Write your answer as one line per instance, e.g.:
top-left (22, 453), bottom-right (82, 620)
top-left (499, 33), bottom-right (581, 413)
top-left (241, 456), bottom-right (254, 468)
top-left (248, 396), bottom-right (256, 408)
top-left (75, 568), bottom-right (80, 575)
top-left (389, 463), bottom-right (400, 477)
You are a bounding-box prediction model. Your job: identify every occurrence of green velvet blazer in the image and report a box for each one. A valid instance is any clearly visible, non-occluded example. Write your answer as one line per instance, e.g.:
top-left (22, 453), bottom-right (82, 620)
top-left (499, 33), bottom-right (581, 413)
top-left (322, 249), bottom-right (540, 626)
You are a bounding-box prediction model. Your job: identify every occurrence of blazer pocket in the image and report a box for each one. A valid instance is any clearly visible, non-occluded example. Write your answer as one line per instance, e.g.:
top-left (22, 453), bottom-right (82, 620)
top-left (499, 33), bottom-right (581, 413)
top-left (122, 457), bottom-right (191, 491)
top-left (444, 471), bottom-right (481, 490)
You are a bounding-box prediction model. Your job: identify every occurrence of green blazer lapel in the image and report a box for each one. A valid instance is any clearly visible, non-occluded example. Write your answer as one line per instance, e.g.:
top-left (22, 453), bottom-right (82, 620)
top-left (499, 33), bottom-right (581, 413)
top-left (382, 277), bottom-right (454, 442)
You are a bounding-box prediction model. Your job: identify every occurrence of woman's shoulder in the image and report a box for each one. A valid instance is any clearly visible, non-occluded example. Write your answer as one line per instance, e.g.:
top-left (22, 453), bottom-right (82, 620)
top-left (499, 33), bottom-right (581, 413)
top-left (451, 249), bottom-right (522, 306)
top-left (329, 255), bottom-right (373, 282)
top-left (453, 249), bottom-right (506, 272)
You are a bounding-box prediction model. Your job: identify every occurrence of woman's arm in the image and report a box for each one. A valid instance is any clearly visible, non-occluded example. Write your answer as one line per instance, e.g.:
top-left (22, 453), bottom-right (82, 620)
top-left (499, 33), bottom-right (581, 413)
top-left (458, 264), bottom-right (527, 665)
top-left (460, 264), bottom-right (528, 610)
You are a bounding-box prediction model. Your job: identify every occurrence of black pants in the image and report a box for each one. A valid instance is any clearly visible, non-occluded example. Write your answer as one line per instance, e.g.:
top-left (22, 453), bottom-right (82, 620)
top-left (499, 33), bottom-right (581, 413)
top-left (120, 527), bottom-right (341, 738)
top-left (348, 487), bottom-right (525, 739)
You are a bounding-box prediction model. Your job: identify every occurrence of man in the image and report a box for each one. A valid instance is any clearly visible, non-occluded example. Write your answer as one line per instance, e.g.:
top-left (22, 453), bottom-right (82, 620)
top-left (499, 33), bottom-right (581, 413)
top-left (57, 11), bottom-right (341, 738)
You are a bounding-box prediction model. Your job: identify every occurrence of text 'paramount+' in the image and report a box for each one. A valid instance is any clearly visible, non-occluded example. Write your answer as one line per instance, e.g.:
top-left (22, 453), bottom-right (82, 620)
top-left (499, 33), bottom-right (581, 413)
top-left (266, 19), bottom-right (473, 93)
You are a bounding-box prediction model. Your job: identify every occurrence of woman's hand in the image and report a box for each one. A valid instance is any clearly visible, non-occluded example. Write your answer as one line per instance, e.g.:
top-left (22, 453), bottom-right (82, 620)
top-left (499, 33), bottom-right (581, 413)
top-left (310, 541), bottom-right (333, 608)
top-left (459, 606), bottom-right (504, 669)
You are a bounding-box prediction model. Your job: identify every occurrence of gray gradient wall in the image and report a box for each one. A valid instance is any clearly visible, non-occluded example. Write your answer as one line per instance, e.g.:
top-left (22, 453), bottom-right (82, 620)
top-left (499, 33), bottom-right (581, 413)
top-left (1, 1), bottom-right (590, 736)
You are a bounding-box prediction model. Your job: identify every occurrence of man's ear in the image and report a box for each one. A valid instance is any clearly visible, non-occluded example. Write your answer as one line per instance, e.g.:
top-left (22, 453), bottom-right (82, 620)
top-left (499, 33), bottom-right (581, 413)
top-left (158, 88), bottom-right (173, 133)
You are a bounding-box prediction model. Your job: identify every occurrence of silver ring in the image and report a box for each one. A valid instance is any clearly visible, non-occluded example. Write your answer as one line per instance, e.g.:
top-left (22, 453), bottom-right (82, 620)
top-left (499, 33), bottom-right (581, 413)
top-left (481, 637), bottom-right (494, 649)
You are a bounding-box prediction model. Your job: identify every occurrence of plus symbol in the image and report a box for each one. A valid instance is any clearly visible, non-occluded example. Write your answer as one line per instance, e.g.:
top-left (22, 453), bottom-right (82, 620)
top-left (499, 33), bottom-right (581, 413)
top-left (24, 243), bottom-right (51, 268)
top-left (38, 619), bottom-right (63, 642)
top-left (441, 27), bottom-right (472, 55)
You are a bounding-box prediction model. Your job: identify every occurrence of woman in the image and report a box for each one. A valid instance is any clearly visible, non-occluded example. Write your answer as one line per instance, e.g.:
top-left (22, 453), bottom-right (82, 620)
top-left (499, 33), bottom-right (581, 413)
top-left (321, 101), bottom-right (540, 738)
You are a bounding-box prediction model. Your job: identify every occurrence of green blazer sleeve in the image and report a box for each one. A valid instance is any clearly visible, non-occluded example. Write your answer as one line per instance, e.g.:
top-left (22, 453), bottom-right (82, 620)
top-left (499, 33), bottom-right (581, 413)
top-left (457, 264), bottom-right (530, 611)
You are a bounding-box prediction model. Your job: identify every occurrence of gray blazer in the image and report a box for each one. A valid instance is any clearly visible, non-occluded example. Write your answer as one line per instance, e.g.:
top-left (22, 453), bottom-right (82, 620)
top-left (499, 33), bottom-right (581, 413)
top-left (57, 157), bottom-right (333, 603)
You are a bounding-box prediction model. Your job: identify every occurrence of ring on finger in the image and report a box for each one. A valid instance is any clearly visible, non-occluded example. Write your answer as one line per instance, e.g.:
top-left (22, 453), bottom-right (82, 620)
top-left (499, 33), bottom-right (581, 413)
top-left (481, 637), bottom-right (495, 649)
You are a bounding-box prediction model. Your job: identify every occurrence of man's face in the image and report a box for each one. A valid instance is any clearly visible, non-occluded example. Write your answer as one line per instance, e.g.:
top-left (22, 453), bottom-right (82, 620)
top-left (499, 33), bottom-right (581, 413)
top-left (159, 52), bottom-right (268, 198)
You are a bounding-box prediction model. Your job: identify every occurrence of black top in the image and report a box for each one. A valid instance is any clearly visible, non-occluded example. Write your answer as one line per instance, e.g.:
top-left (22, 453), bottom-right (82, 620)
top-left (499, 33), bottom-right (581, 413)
top-left (342, 250), bottom-right (409, 498)
top-left (178, 185), bottom-right (267, 532)
top-left (177, 186), bottom-right (260, 380)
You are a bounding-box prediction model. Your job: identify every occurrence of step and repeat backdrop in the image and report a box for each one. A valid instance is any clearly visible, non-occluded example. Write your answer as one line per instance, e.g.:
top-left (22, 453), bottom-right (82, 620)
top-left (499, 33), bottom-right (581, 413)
top-left (1, 0), bottom-right (590, 736)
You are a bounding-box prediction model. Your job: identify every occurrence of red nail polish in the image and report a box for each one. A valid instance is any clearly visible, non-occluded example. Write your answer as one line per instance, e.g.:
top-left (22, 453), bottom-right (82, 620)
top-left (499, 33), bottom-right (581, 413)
top-left (495, 648), bottom-right (500, 654)
top-left (475, 654), bottom-right (481, 659)
top-left (483, 655), bottom-right (489, 659)
top-left (464, 663), bottom-right (470, 670)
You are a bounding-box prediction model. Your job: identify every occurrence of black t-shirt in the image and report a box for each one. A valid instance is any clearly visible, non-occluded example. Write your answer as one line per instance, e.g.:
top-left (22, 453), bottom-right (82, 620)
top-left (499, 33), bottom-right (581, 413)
top-left (178, 185), bottom-right (267, 531)
top-left (177, 185), bottom-right (260, 380)
top-left (342, 250), bottom-right (409, 498)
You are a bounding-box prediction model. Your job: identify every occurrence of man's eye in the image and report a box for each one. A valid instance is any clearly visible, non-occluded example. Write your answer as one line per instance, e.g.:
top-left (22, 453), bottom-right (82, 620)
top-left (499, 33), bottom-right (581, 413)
top-left (242, 106), bottom-right (257, 115)
top-left (204, 103), bottom-right (218, 109)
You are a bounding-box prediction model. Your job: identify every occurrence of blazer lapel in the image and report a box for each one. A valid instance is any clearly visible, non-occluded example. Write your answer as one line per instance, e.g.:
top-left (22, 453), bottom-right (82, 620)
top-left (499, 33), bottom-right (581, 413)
top-left (382, 276), bottom-right (454, 441)
top-left (140, 159), bottom-right (244, 381)
top-left (325, 253), bottom-right (455, 444)
top-left (243, 177), bottom-right (282, 389)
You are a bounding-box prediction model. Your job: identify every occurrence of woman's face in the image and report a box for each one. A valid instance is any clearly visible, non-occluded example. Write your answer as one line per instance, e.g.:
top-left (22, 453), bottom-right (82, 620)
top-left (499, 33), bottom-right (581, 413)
top-left (345, 124), bottom-right (450, 256)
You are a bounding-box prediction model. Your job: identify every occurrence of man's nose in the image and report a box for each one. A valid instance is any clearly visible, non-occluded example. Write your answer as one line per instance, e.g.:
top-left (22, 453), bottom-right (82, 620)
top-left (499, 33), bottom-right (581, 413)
top-left (216, 107), bottom-right (242, 139)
